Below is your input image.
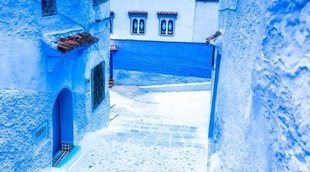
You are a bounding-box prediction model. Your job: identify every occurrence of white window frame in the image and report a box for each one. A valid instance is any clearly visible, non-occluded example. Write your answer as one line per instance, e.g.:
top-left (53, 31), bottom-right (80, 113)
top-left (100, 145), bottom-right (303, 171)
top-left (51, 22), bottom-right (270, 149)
top-left (158, 17), bottom-right (176, 37)
top-left (130, 17), bottom-right (146, 35)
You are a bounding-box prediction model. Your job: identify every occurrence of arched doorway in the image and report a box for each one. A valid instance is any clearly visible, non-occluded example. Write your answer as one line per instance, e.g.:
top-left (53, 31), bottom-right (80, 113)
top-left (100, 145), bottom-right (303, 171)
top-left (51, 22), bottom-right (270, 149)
top-left (52, 88), bottom-right (74, 157)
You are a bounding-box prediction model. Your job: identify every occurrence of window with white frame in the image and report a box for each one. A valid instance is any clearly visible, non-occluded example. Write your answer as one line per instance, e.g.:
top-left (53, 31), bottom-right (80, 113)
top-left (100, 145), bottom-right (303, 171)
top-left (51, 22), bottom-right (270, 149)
top-left (159, 18), bottom-right (175, 36)
top-left (157, 12), bottom-right (178, 36)
top-left (128, 11), bottom-right (147, 35)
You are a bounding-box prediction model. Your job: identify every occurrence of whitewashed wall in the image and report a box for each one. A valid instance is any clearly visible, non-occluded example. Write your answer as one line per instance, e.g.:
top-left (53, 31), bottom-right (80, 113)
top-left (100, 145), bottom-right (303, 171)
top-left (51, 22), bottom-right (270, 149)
top-left (193, 1), bottom-right (219, 42)
top-left (111, 0), bottom-right (218, 43)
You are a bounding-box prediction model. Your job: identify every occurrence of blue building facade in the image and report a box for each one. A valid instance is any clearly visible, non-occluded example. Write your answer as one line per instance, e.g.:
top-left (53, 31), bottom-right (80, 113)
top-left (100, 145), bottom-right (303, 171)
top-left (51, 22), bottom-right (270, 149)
top-left (0, 0), bottom-right (110, 171)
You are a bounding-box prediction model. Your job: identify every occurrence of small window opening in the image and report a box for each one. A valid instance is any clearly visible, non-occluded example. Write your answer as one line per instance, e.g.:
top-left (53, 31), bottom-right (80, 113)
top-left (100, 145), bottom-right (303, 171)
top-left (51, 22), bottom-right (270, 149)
top-left (42, 0), bottom-right (57, 16)
top-left (91, 62), bottom-right (105, 110)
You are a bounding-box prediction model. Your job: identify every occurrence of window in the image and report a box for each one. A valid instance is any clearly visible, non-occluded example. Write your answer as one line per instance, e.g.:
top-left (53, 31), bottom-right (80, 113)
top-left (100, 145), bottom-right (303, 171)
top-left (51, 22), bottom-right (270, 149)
top-left (42, 0), bottom-right (57, 16)
top-left (91, 62), bottom-right (105, 110)
top-left (159, 18), bottom-right (175, 36)
top-left (157, 12), bottom-right (178, 36)
top-left (93, 0), bottom-right (106, 8)
top-left (132, 19), bottom-right (138, 34)
top-left (139, 19), bottom-right (145, 34)
top-left (168, 20), bottom-right (174, 35)
top-left (128, 11), bottom-right (148, 35)
top-left (160, 20), bottom-right (166, 35)
top-left (130, 18), bottom-right (146, 35)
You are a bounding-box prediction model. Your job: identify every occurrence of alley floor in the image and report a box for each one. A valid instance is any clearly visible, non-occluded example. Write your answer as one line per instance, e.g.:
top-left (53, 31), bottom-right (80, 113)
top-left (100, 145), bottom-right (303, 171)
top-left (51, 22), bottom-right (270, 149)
top-left (65, 83), bottom-right (211, 172)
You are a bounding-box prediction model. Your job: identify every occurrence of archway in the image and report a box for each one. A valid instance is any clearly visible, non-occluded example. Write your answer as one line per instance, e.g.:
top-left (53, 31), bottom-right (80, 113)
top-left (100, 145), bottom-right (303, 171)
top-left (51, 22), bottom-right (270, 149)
top-left (52, 88), bottom-right (74, 157)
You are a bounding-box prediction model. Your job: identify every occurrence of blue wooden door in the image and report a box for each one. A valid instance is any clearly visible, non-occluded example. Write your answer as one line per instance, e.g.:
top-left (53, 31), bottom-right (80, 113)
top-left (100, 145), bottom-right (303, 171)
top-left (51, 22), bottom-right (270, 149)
top-left (53, 96), bottom-right (61, 156)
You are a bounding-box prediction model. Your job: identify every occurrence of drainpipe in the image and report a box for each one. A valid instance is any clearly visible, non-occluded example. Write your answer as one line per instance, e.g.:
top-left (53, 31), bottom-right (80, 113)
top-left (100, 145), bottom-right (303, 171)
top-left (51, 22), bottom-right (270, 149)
top-left (109, 45), bottom-right (117, 88)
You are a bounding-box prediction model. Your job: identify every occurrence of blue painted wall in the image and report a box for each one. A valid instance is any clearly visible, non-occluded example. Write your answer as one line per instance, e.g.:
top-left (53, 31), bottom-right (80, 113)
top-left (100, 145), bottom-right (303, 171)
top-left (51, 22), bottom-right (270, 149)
top-left (210, 0), bottom-right (310, 171)
top-left (111, 39), bottom-right (213, 78)
top-left (0, 1), bottom-right (110, 171)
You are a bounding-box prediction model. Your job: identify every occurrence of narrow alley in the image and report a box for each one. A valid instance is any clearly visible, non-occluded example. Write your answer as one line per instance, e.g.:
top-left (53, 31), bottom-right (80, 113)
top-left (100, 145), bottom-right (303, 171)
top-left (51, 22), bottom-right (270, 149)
top-left (65, 83), bottom-right (211, 171)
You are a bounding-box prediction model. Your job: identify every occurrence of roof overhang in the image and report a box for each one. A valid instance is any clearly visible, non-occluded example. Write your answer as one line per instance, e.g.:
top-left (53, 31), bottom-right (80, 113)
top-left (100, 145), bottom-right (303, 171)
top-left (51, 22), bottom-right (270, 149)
top-left (43, 28), bottom-right (99, 54)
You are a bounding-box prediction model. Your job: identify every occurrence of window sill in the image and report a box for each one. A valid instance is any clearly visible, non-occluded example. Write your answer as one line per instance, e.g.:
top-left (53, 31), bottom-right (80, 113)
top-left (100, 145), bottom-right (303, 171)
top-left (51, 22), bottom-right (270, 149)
top-left (131, 33), bottom-right (146, 36)
top-left (159, 34), bottom-right (175, 37)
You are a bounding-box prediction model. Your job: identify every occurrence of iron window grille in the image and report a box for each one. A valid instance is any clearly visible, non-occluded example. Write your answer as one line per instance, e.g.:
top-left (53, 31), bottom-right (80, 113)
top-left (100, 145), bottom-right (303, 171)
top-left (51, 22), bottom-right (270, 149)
top-left (91, 62), bottom-right (105, 110)
top-left (42, 0), bottom-right (57, 16)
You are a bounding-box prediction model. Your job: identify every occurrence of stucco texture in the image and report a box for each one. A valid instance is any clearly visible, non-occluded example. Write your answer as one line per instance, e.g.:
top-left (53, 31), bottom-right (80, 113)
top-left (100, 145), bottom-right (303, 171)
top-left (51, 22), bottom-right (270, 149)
top-left (0, 90), bottom-right (53, 171)
top-left (211, 0), bottom-right (309, 171)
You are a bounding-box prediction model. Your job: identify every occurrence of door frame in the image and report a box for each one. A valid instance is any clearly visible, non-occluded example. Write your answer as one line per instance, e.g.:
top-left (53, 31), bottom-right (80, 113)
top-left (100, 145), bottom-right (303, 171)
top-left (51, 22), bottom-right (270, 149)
top-left (52, 88), bottom-right (74, 156)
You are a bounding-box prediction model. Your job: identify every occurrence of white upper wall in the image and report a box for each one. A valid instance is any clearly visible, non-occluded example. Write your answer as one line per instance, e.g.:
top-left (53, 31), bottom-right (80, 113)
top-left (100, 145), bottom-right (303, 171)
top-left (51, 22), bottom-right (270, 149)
top-left (111, 0), bottom-right (218, 43)
top-left (193, 1), bottom-right (219, 42)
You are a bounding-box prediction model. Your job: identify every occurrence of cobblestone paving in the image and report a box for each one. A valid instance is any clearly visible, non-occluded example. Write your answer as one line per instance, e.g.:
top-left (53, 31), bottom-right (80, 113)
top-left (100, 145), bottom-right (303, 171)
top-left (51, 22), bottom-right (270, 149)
top-left (69, 85), bottom-right (210, 172)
